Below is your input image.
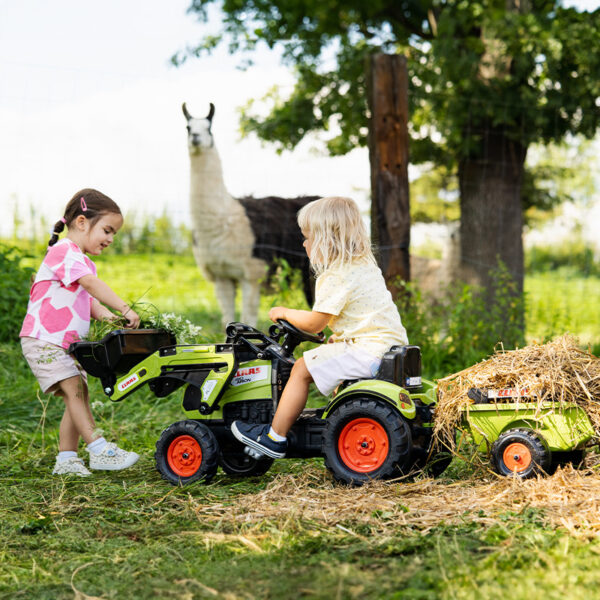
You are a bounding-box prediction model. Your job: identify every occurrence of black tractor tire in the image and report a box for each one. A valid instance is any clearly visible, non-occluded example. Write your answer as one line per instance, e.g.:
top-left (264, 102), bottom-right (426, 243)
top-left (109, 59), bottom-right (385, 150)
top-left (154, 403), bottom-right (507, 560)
top-left (155, 420), bottom-right (219, 485)
top-left (322, 397), bottom-right (413, 485)
top-left (491, 428), bottom-right (551, 479)
top-left (414, 438), bottom-right (454, 478)
top-left (218, 442), bottom-right (274, 477)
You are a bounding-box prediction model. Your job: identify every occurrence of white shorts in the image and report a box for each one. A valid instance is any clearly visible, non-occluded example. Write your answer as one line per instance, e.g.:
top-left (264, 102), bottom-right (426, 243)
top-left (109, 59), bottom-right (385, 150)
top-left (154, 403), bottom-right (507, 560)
top-left (303, 343), bottom-right (381, 396)
top-left (21, 336), bottom-right (87, 395)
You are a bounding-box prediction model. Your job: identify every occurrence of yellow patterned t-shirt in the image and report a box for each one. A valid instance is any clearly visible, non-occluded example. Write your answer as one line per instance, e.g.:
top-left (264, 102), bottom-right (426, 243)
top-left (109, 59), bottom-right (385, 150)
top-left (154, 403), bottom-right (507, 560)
top-left (312, 260), bottom-right (408, 358)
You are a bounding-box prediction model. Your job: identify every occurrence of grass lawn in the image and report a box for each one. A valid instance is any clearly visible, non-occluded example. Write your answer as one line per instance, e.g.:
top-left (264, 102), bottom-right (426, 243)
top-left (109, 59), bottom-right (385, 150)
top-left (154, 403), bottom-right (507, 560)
top-left (525, 268), bottom-right (600, 347)
top-left (4, 351), bottom-right (600, 600)
top-left (2, 252), bottom-right (600, 598)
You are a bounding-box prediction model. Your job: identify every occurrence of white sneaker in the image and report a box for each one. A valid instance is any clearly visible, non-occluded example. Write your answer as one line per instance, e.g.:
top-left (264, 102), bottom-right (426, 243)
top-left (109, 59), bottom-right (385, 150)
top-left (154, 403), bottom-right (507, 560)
top-left (88, 442), bottom-right (140, 471)
top-left (52, 457), bottom-right (91, 477)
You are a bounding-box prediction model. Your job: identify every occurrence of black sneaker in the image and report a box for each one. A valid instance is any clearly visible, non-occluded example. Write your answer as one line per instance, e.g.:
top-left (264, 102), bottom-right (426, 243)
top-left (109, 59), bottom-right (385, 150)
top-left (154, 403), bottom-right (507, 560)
top-left (231, 421), bottom-right (287, 459)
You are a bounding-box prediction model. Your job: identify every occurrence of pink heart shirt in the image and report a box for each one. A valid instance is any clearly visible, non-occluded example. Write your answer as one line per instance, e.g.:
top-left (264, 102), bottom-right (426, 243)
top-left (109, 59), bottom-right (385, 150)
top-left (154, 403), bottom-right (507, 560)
top-left (20, 239), bottom-right (97, 349)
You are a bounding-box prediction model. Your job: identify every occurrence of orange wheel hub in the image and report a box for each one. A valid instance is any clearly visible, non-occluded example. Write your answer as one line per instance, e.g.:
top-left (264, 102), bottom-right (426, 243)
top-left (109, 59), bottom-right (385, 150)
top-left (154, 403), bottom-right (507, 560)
top-left (338, 418), bottom-right (389, 473)
top-left (167, 435), bottom-right (203, 477)
top-left (503, 442), bottom-right (532, 472)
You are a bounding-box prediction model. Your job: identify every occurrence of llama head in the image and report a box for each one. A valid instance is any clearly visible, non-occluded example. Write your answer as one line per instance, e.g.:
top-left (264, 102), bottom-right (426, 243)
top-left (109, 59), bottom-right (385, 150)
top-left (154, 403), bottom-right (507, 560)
top-left (182, 102), bottom-right (215, 154)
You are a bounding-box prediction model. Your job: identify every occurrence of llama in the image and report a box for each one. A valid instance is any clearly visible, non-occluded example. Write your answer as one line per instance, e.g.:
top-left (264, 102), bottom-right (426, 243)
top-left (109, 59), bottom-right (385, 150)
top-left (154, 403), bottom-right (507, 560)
top-left (183, 102), bottom-right (317, 327)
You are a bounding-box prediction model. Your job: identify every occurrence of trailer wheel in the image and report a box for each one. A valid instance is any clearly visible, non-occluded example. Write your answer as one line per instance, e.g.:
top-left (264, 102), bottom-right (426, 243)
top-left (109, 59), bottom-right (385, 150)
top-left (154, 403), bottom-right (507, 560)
top-left (322, 397), bottom-right (413, 485)
top-left (155, 420), bottom-right (219, 485)
top-left (219, 442), bottom-right (274, 477)
top-left (491, 428), bottom-right (551, 479)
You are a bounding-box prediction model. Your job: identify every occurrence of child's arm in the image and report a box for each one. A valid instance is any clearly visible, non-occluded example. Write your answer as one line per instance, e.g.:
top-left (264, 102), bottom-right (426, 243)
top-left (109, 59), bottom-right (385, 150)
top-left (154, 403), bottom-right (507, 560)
top-left (91, 298), bottom-right (118, 322)
top-left (78, 274), bottom-right (140, 328)
top-left (268, 306), bottom-right (331, 334)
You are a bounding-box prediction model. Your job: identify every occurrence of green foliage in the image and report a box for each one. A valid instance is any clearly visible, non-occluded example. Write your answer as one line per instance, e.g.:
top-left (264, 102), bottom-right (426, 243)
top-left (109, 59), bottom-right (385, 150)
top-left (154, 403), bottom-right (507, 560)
top-left (410, 164), bottom-right (460, 223)
top-left (522, 137), bottom-right (597, 223)
top-left (0, 245), bottom-right (34, 343)
top-left (526, 242), bottom-right (600, 278)
top-left (400, 264), bottom-right (525, 378)
top-left (267, 257), bottom-right (309, 309)
top-left (181, 1), bottom-right (600, 169)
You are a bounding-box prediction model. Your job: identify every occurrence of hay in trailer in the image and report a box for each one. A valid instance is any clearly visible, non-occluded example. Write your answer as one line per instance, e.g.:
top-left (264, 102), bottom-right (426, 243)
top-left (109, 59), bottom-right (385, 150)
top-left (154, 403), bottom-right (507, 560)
top-left (433, 334), bottom-right (600, 447)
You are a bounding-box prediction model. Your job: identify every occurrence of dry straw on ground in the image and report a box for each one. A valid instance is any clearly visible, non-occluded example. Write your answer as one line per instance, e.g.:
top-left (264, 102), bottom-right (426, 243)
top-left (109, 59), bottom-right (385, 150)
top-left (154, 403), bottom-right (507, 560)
top-left (434, 334), bottom-right (600, 446)
top-left (187, 465), bottom-right (600, 540)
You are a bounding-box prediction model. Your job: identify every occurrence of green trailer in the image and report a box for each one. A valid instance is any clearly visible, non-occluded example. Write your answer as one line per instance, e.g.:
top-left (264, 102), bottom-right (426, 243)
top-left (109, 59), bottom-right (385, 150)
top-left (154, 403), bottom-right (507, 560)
top-left (463, 387), bottom-right (596, 478)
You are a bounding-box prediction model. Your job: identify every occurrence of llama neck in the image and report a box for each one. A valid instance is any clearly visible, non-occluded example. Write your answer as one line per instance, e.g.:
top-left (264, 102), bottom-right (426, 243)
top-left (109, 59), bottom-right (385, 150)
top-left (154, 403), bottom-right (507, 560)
top-left (189, 147), bottom-right (232, 205)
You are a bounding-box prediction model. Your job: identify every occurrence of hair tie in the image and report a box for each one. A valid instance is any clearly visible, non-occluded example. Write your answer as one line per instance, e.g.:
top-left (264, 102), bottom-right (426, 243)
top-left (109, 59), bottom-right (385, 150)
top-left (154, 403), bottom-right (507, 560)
top-left (60, 217), bottom-right (66, 224)
top-left (80, 197), bottom-right (88, 212)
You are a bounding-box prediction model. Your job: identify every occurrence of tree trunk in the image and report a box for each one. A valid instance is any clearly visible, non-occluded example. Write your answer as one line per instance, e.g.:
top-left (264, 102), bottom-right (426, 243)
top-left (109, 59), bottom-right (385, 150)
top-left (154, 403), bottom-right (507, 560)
top-left (367, 53), bottom-right (411, 298)
top-left (458, 125), bottom-right (527, 339)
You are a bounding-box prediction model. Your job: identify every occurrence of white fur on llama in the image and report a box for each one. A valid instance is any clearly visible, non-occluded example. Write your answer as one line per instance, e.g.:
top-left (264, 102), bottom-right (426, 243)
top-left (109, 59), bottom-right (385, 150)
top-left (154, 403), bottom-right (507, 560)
top-left (183, 102), bottom-right (268, 327)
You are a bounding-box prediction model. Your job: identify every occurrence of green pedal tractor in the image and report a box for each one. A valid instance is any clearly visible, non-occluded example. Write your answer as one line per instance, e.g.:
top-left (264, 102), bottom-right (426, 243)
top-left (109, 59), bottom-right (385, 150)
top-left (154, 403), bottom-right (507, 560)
top-left (70, 321), bottom-right (451, 485)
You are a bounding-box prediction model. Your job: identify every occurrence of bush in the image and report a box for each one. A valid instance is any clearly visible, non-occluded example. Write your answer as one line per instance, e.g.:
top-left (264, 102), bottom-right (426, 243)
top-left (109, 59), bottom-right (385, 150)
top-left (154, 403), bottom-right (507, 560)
top-left (0, 245), bottom-right (35, 343)
top-left (398, 265), bottom-right (525, 379)
top-left (110, 211), bottom-right (192, 255)
top-left (526, 241), bottom-right (600, 277)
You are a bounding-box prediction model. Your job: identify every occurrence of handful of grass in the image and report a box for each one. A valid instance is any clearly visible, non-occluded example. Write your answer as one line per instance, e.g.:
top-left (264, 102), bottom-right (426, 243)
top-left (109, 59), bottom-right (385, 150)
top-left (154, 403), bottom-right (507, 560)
top-left (87, 303), bottom-right (203, 344)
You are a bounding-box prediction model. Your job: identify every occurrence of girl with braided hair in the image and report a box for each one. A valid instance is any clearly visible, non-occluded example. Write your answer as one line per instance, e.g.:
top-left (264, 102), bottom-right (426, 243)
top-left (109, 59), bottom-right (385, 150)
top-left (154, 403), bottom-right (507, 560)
top-left (20, 188), bottom-right (140, 476)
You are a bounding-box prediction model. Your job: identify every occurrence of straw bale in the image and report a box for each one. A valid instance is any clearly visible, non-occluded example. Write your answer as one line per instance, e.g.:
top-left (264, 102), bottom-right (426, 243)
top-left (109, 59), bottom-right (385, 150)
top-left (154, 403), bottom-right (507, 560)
top-left (434, 334), bottom-right (600, 446)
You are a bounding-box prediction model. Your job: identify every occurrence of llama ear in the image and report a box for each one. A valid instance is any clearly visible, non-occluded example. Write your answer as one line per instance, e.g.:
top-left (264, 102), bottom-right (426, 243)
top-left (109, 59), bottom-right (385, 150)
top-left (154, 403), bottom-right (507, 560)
top-left (207, 103), bottom-right (215, 122)
top-left (182, 102), bottom-right (192, 121)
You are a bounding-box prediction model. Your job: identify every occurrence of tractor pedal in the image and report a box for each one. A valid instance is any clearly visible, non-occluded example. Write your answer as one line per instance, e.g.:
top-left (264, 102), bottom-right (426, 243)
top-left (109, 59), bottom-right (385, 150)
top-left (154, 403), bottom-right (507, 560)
top-left (244, 446), bottom-right (265, 460)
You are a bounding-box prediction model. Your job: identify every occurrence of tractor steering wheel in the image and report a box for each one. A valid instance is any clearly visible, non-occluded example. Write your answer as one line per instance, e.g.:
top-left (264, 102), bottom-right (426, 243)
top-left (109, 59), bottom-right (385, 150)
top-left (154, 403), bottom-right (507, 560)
top-left (268, 319), bottom-right (325, 358)
top-left (276, 319), bottom-right (325, 344)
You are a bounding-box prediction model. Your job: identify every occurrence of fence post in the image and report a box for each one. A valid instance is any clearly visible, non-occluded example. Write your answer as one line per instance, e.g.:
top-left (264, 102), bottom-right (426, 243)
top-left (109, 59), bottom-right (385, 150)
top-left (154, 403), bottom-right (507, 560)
top-left (367, 53), bottom-right (411, 297)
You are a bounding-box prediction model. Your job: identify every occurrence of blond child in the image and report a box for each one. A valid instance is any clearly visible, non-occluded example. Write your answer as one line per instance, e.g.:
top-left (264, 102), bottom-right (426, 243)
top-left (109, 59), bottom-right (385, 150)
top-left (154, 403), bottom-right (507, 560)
top-left (20, 188), bottom-right (141, 476)
top-left (232, 196), bottom-right (408, 458)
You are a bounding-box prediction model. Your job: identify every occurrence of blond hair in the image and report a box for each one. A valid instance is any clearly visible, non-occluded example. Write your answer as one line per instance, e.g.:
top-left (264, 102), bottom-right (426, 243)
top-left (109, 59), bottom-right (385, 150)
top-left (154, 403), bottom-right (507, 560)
top-left (297, 196), bottom-right (375, 275)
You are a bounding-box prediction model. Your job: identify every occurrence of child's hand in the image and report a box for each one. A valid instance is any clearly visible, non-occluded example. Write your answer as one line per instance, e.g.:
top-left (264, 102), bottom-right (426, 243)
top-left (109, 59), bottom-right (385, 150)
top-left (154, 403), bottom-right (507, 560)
top-left (122, 307), bottom-right (140, 329)
top-left (268, 306), bottom-right (287, 323)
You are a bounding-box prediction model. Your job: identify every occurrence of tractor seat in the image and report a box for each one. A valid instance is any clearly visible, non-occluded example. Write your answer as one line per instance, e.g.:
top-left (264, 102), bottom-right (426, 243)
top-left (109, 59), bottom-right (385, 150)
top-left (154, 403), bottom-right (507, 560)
top-left (338, 345), bottom-right (422, 392)
top-left (376, 345), bottom-right (422, 389)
